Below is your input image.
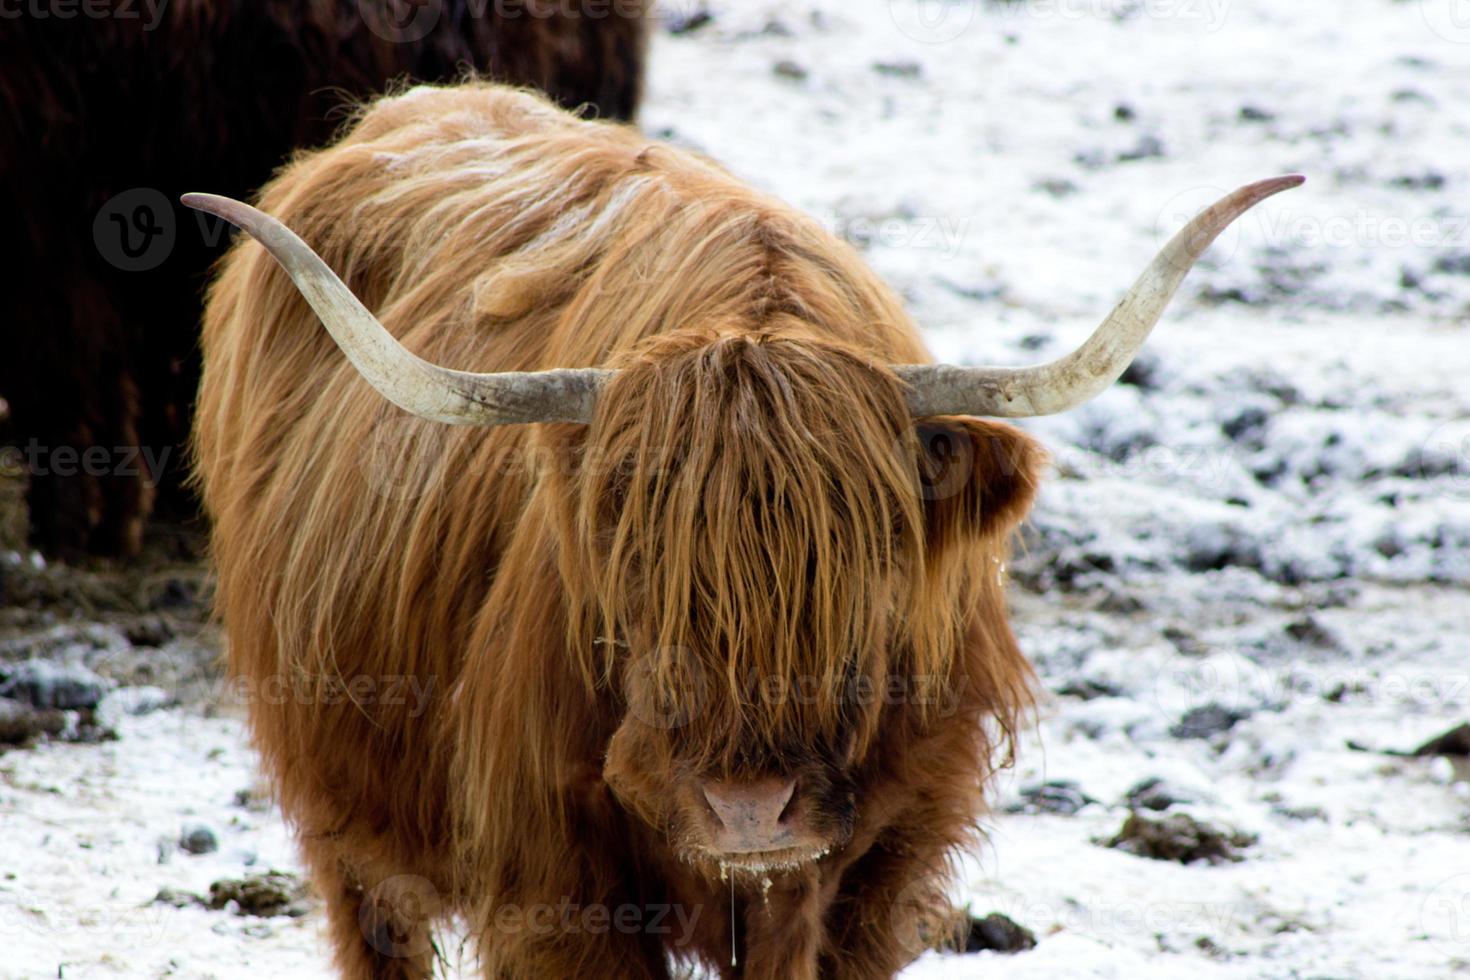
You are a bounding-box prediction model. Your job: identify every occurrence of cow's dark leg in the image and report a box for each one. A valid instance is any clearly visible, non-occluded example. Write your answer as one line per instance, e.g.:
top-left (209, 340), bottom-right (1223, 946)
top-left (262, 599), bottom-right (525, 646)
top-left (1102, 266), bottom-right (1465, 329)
top-left (308, 848), bottom-right (440, 980)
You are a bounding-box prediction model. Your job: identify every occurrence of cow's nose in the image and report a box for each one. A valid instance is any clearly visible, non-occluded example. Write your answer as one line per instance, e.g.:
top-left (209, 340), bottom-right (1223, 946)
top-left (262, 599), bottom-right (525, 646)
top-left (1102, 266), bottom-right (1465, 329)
top-left (701, 777), bottom-right (798, 853)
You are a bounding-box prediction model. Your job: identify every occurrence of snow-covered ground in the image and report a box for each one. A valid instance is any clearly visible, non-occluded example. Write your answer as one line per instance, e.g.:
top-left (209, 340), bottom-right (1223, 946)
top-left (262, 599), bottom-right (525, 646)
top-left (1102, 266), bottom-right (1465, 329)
top-left (5, 1), bottom-right (1469, 977)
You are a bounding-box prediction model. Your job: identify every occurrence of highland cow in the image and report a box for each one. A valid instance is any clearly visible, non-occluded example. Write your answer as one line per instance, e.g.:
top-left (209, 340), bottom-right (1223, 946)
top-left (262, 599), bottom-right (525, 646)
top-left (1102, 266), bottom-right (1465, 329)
top-left (188, 83), bottom-right (1300, 978)
top-left (0, 0), bottom-right (647, 557)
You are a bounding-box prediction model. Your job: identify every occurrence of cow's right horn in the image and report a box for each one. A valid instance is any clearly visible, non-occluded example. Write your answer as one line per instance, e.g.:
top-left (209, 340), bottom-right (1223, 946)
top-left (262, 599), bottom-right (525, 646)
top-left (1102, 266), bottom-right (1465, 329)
top-left (181, 193), bottom-right (611, 426)
top-left (894, 175), bottom-right (1305, 418)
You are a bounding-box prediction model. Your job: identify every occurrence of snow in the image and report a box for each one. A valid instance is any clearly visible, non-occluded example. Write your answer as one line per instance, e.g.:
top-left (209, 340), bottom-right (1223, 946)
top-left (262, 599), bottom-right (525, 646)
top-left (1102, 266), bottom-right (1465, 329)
top-left (5, 0), bottom-right (1470, 977)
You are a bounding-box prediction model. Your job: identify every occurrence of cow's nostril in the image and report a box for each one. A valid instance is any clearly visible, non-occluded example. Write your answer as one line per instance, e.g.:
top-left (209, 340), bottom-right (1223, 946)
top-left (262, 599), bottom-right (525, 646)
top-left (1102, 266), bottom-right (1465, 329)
top-left (777, 784), bottom-right (799, 826)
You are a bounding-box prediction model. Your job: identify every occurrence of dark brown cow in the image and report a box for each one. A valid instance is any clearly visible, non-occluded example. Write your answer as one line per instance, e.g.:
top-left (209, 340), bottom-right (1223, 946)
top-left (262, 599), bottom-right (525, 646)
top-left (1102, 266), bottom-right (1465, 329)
top-left (0, 0), bottom-right (647, 557)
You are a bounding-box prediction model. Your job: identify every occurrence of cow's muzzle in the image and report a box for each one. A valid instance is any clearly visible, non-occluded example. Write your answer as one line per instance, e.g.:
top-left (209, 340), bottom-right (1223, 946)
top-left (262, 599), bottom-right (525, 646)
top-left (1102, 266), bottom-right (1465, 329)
top-left (699, 776), bottom-right (821, 861)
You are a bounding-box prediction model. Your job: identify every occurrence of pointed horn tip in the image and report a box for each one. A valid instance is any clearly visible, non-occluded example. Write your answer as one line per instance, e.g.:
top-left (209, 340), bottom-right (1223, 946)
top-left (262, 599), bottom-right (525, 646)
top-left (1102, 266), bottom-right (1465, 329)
top-left (180, 193), bottom-right (246, 225)
top-left (1249, 174), bottom-right (1306, 198)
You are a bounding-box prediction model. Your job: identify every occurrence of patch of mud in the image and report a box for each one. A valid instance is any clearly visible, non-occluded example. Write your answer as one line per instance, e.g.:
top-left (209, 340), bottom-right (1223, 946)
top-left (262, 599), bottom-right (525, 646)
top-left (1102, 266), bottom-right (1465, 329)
top-left (1104, 812), bottom-right (1257, 865)
top-left (155, 871), bottom-right (313, 918)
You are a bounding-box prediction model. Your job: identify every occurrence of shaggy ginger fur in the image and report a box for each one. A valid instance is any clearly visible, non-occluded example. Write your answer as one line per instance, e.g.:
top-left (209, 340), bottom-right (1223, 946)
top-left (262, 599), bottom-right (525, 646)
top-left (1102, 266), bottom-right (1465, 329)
top-left (194, 83), bottom-right (1045, 979)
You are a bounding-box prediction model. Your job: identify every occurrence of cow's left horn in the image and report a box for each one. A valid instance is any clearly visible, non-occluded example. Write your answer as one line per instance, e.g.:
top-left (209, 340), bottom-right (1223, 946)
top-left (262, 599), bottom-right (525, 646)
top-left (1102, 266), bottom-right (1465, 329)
top-left (181, 194), bottom-right (611, 425)
top-left (894, 175), bottom-right (1304, 418)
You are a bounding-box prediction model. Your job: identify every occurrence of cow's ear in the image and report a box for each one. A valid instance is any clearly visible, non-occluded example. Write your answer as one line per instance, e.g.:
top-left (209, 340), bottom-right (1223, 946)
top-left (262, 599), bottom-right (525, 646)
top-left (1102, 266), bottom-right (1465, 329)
top-left (914, 416), bottom-right (1046, 546)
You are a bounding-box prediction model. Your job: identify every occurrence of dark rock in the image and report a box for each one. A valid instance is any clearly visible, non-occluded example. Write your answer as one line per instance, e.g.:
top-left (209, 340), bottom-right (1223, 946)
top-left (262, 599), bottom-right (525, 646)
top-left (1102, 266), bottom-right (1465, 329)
top-left (1117, 350), bottom-right (1163, 391)
top-left (180, 824), bottom-right (219, 855)
top-left (208, 871), bottom-right (311, 917)
top-left (1055, 677), bottom-right (1124, 701)
top-left (1009, 780), bottom-right (1095, 816)
top-left (1094, 589), bottom-right (1147, 615)
top-left (1272, 804), bottom-right (1327, 822)
top-left (1389, 172), bottom-right (1446, 191)
top-left (1414, 723), bottom-right (1470, 757)
top-left (1221, 405), bottom-right (1271, 445)
top-left (97, 685), bottom-right (172, 721)
top-left (124, 615), bottom-right (175, 648)
top-left (234, 783), bottom-right (273, 813)
top-left (143, 575), bottom-right (198, 612)
top-left (1182, 524), bottom-right (1263, 574)
top-left (963, 912), bottom-right (1037, 954)
top-left (1432, 253), bottom-right (1470, 276)
top-left (0, 696), bottom-right (66, 744)
top-left (1284, 615), bottom-right (1338, 650)
top-left (665, 6), bottom-right (712, 35)
top-left (1105, 812), bottom-right (1255, 864)
top-left (772, 60), bottom-right (808, 81)
top-left (873, 60), bottom-right (922, 78)
top-left (1124, 777), bottom-right (1191, 811)
top-left (1114, 103), bottom-right (1136, 122)
top-left (1163, 626), bottom-right (1210, 657)
top-left (1117, 133), bottom-right (1165, 163)
top-left (1239, 105), bottom-right (1275, 122)
top-left (0, 660), bottom-right (108, 710)
top-left (1034, 178), bottom-right (1078, 198)
top-left (1172, 703), bottom-right (1251, 740)
top-left (936, 276), bottom-right (1005, 302)
top-left (154, 886), bottom-right (205, 909)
